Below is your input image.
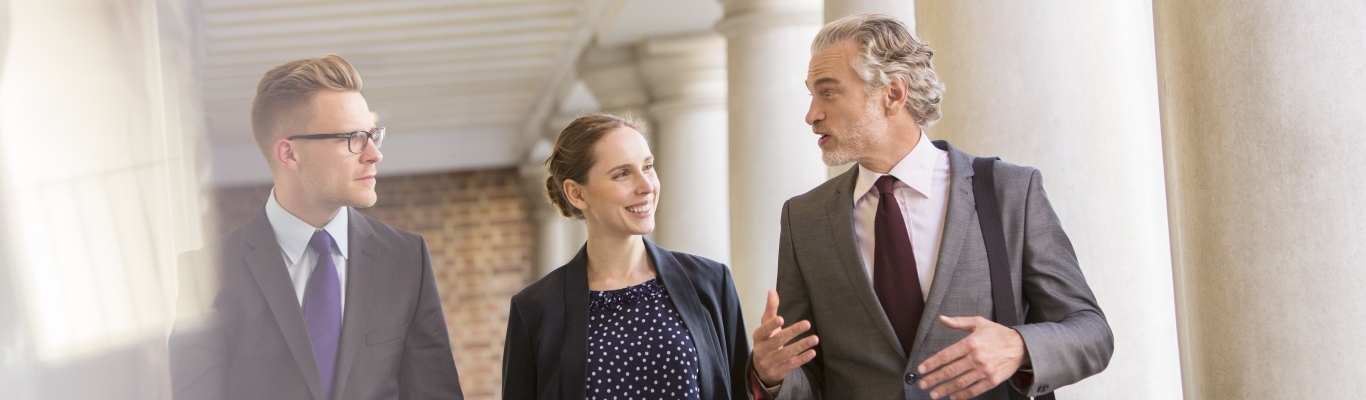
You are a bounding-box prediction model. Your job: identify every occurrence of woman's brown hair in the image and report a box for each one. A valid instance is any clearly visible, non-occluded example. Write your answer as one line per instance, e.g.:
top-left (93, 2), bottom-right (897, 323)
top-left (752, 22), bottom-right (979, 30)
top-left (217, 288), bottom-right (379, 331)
top-left (543, 112), bottom-right (648, 219)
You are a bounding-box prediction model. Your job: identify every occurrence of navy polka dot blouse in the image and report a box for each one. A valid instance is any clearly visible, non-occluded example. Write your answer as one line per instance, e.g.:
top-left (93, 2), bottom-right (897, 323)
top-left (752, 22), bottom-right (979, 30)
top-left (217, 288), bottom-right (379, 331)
top-left (586, 278), bottom-right (701, 400)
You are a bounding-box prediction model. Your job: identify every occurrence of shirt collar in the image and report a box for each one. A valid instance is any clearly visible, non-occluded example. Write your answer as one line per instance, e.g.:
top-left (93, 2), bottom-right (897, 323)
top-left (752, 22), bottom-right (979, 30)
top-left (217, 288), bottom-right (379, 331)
top-left (265, 189), bottom-right (350, 264)
top-left (853, 132), bottom-right (941, 205)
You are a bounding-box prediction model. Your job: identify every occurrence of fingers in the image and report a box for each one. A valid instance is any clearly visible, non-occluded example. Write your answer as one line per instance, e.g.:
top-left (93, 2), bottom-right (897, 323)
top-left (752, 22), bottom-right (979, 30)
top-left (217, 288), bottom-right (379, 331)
top-left (751, 290), bottom-right (783, 344)
top-left (919, 356), bottom-right (973, 391)
top-left (753, 334), bottom-right (819, 384)
top-left (919, 316), bottom-right (987, 373)
top-left (945, 378), bottom-right (996, 400)
top-left (763, 290), bottom-right (779, 320)
top-left (752, 318), bottom-right (811, 357)
top-left (774, 331), bottom-right (819, 360)
top-left (782, 348), bottom-right (818, 370)
top-left (918, 319), bottom-right (1028, 399)
top-left (938, 315), bottom-right (983, 332)
top-left (757, 335), bottom-right (819, 369)
top-left (750, 290), bottom-right (822, 384)
top-left (751, 314), bottom-right (785, 345)
top-left (770, 320), bottom-right (812, 347)
top-left (918, 337), bottom-right (969, 375)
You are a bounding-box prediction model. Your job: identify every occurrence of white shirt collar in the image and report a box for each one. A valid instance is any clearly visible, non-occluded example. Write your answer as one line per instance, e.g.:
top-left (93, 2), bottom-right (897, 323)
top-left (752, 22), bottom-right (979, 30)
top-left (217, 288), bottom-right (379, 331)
top-left (265, 189), bottom-right (350, 264)
top-left (853, 132), bottom-right (941, 205)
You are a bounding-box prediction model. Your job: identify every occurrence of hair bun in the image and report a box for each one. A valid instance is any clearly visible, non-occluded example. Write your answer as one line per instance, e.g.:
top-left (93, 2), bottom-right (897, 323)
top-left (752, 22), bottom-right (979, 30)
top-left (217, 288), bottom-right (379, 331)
top-left (544, 175), bottom-right (576, 219)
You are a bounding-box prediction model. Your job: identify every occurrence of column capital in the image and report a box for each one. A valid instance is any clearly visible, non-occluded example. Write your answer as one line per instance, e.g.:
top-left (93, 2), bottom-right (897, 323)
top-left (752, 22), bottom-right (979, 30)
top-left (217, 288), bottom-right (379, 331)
top-left (544, 112), bottom-right (580, 139)
top-left (638, 33), bottom-right (727, 114)
top-left (823, 0), bottom-right (915, 28)
top-left (578, 45), bottom-right (650, 113)
top-left (717, 0), bottom-right (822, 37)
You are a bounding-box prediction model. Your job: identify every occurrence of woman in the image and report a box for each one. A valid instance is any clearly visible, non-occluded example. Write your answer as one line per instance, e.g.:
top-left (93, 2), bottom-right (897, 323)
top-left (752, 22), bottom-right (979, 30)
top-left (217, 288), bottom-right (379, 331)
top-left (502, 113), bottom-right (749, 399)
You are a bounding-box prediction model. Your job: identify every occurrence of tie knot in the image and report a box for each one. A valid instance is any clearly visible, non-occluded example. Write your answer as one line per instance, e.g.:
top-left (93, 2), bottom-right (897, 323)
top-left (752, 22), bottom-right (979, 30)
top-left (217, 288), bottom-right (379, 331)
top-left (874, 175), bottom-right (900, 196)
top-left (309, 230), bottom-right (335, 256)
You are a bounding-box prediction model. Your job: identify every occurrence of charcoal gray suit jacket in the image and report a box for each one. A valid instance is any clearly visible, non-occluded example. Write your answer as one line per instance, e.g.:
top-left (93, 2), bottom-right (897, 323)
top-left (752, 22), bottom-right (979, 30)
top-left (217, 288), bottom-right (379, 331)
top-left (169, 207), bottom-right (464, 400)
top-left (768, 141), bottom-right (1112, 399)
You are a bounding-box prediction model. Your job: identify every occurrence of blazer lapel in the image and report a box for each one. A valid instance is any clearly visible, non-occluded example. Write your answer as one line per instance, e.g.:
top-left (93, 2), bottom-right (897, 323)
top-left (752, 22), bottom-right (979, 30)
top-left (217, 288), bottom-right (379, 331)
top-left (912, 141), bottom-right (976, 357)
top-left (560, 245), bottom-right (590, 400)
top-left (823, 167), bottom-right (906, 356)
top-left (648, 240), bottom-right (723, 396)
top-left (241, 211), bottom-right (325, 400)
top-left (330, 209), bottom-right (378, 400)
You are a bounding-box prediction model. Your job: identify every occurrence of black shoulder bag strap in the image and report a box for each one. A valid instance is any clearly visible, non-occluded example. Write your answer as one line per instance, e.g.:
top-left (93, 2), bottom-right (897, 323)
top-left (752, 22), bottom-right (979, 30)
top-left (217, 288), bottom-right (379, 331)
top-left (972, 157), bottom-right (1055, 400)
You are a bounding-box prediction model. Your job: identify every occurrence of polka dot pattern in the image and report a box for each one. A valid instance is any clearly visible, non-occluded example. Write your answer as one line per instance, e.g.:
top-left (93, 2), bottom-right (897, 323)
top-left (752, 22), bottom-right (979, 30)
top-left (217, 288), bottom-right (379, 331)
top-left (586, 278), bottom-right (701, 400)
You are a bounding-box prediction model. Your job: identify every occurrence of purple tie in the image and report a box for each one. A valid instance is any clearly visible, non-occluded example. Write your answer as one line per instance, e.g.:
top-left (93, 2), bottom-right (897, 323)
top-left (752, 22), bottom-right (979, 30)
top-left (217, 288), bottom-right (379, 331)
top-left (304, 230), bottom-right (342, 398)
top-left (872, 175), bottom-right (925, 356)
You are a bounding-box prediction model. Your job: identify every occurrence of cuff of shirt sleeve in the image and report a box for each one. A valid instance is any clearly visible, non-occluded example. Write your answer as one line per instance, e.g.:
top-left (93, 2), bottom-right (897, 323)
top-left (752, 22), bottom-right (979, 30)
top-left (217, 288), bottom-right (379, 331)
top-left (1009, 366), bottom-right (1034, 393)
top-left (748, 368), bottom-right (781, 399)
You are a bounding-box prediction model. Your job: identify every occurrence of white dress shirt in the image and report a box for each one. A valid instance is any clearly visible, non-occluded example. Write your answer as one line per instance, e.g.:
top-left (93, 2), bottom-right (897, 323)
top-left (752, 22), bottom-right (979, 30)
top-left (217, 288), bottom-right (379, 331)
top-left (265, 189), bottom-right (349, 313)
top-left (852, 133), bottom-right (951, 300)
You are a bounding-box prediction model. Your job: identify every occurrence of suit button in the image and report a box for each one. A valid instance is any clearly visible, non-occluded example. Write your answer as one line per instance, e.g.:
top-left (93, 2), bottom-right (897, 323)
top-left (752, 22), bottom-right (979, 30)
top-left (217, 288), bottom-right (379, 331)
top-left (1038, 383), bottom-right (1050, 392)
top-left (904, 373), bottom-right (919, 385)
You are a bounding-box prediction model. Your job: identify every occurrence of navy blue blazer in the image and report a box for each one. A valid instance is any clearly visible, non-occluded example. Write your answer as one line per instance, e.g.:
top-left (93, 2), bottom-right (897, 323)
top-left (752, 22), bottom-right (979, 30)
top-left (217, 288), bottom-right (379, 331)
top-left (501, 239), bottom-right (749, 400)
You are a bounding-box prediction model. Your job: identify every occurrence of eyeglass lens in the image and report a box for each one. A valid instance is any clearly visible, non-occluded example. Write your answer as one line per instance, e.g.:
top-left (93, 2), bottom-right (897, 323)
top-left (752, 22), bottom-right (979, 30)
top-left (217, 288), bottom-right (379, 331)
top-left (348, 128), bottom-right (385, 153)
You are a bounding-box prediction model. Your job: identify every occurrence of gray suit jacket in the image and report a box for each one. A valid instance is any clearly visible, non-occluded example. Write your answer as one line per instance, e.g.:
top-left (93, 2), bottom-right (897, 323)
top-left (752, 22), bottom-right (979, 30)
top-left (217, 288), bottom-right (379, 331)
top-left (169, 208), bottom-right (464, 400)
top-left (770, 141), bottom-right (1112, 400)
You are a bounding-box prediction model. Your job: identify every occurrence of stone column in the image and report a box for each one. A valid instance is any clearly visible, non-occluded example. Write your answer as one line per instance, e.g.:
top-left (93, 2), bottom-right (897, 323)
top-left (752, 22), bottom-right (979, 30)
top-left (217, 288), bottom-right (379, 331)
top-left (579, 44), bottom-right (651, 128)
top-left (717, 0), bottom-right (826, 331)
top-left (1153, 1), bottom-right (1366, 398)
top-left (637, 33), bottom-right (731, 264)
top-left (916, 2), bottom-right (1181, 398)
top-left (822, 0), bottom-right (914, 178)
top-left (824, 0), bottom-right (913, 28)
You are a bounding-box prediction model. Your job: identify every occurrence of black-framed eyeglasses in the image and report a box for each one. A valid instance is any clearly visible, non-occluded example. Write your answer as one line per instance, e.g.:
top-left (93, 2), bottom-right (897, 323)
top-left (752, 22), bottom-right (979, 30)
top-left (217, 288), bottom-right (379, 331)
top-left (287, 127), bottom-right (385, 154)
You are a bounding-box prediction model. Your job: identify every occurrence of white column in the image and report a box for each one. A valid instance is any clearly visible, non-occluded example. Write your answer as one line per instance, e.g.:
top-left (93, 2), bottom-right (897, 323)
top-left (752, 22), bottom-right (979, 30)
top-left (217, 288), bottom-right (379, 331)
top-left (717, 0), bottom-right (826, 332)
top-left (579, 45), bottom-right (651, 127)
top-left (637, 33), bottom-right (731, 264)
top-left (917, 2), bottom-right (1181, 398)
top-left (824, 0), bottom-right (913, 28)
top-left (822, 0), bottom-right (914, 179)
top-left (1153, 1), bottom-right (1366, 398)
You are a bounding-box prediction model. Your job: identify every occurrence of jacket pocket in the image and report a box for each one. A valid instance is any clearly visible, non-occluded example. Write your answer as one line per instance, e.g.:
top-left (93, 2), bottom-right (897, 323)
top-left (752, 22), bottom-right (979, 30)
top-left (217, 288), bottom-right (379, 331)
top-left (365, 325), bottom-right (407, 345)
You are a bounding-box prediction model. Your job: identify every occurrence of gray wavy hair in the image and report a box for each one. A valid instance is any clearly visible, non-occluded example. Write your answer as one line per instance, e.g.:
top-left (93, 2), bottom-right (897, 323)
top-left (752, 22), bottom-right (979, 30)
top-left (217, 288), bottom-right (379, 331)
top-left (812, 14), bottom-right (945, 128)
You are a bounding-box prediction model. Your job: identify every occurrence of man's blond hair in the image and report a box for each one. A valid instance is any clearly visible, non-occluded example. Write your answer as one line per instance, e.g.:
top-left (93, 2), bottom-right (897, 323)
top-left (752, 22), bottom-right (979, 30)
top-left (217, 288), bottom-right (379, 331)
top-left (250, 54), bottom-right (363, 160)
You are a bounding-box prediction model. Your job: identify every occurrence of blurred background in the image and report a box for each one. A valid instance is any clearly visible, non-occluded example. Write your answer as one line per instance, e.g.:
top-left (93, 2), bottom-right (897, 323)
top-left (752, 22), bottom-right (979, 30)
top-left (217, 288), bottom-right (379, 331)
top-left (2, 0), bottom-right (1365, 399)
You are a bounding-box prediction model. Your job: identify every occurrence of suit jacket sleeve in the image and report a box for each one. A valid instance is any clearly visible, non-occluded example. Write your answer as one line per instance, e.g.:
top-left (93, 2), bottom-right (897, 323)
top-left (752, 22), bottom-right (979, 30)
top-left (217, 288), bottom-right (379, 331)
top-left (397, 238), bottom-right (465, 399)
top-left (501, 297), bottom-right (537, 400)
top-left (170, 250), bottom-right (227, 400)
top-left (770, 200), bottom-right (822, 400)
top-left (720, 266), bottom-right (753, 400)
top-left (1012, 168), bottom-right (1114, 396)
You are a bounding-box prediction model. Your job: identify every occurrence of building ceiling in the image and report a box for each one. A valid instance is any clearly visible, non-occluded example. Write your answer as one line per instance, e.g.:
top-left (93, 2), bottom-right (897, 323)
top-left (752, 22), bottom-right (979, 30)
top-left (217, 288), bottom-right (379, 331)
top-left (199, 0), bottom-right (720, 186)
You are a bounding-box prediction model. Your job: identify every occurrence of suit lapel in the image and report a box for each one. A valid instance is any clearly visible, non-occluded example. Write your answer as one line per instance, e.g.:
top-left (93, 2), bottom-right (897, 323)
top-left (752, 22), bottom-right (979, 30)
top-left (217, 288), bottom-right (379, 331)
top-left (823, 168), bottom-right (906, 356)
top-left (330, 209), bottom-right (378, 400)
top-left (648, 240), bottom-right (722, 395)
top-left (560, 245), bottom-right (590, 400)
top-left (241, 211), bottom-right (325, 400)
top-left (912, 141), bottom-right (976, 358)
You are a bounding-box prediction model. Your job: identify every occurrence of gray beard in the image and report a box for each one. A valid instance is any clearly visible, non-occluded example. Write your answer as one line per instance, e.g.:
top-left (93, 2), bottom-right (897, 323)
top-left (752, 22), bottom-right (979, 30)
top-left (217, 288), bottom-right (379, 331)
top-left (820, 105), bottom-right (885, 166)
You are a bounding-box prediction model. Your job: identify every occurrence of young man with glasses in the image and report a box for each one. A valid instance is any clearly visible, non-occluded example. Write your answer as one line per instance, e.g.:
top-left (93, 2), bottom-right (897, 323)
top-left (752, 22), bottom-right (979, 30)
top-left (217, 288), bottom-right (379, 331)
top-left (170, 54), bottom-right (465, 399)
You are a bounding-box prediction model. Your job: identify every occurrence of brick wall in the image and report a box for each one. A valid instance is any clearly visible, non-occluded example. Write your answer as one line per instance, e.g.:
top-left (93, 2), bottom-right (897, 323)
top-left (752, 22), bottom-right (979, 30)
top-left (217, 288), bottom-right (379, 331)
top-left (213, 168), bottom-right (532, 399)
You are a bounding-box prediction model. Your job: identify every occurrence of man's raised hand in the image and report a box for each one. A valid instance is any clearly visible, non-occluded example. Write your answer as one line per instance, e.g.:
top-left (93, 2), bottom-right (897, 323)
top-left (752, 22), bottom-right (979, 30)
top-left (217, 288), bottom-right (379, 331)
top-left (750, 290), bottom-right (819, 386)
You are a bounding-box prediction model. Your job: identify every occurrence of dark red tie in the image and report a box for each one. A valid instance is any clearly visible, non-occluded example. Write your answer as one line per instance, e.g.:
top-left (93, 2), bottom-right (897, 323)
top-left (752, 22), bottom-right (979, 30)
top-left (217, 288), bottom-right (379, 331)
top-left (872, 175), bottom-right (924, 356)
